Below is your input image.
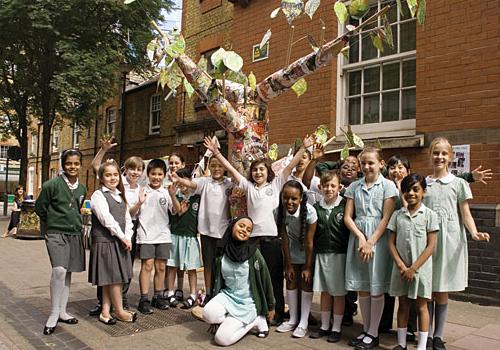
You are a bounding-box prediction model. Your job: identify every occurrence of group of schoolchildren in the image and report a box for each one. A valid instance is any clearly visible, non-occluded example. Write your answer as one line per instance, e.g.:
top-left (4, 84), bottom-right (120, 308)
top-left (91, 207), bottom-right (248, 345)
top-left (34, 134), bottom-right (492, 350)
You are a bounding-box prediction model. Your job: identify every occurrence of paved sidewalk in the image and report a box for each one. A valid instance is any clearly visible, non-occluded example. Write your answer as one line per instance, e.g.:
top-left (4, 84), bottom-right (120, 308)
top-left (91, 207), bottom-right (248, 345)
top-left (0, 219), bottom-right (499, 349)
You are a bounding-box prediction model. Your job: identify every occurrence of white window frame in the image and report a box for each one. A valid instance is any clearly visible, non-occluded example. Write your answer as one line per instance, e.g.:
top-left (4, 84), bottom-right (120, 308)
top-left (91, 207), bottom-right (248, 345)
top-left (52, 126), bottom-right (60, 153)
top-left (336, 0), bottom-right (417, 140)
top-left (0, 145), bottom-right (9, 159)
top-left (73, 123), bottom-right (81, 148)
top-left (149, 94), bottom-right (161, 135)
top-left (31, 134), bottom-right (37, 154)
top-left (106, 107), bottom-right (117, 135)
top-left (28, 167), bottom-right (35, 196)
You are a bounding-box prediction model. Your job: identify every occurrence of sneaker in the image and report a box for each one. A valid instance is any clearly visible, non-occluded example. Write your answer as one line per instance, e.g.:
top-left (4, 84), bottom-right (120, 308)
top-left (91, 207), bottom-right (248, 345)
top-left (137, 299), bottom-right (154, 314)
top-left (151, 295), bottom-right (169, 310)
top-left (276, 321), bottom-right (297, 333)
top-left (174, 289), bottom-right (184, 301)
top-left (89, 304), bottom-right (101, 317)
top-left (433, 337), bottom-right (446, 350)
top-left (309, 328), bottom-right (330, 339)
top-left (327, 331), bottom-right (342, 343)
top-left (426, 337), bottom-right (433, 349)
top-left (392, 346), bottom-right (407, 350)
top-left (292, 326), bottom-right (307, 338)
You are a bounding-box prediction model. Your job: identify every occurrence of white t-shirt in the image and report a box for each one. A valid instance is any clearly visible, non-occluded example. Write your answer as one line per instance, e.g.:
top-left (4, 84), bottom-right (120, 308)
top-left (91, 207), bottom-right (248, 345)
top-left (238, 175), bottom-right (285, 237)
top-left (193, 176), bottom-right (233, 239)
top-left (136, 185), bottom-right (172, 244)
top-left (122, 175), bottom-right (140, 220)
top-left (287, 173), bottom-right (322, 204)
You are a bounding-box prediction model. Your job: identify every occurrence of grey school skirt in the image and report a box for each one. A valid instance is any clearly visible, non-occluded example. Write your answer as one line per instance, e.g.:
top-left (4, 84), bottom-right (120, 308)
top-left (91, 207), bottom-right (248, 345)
top-left (45, 233), bottom-right (85, 272)
top-left (88, 240), bottom-right (132, 286)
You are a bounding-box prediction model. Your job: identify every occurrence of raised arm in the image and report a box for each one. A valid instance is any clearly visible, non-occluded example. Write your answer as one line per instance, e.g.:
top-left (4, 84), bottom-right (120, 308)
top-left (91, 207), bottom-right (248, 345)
top-left (91, 137), bottom-right (117, 174)
top-left (302, 144), bottom-right (324, 189)
top-left (170, 171), bottom-right (197, 190)
top-left (281, 135), bottom-right (315, 181)
top-left (203, 136), bottom-right (243, 185)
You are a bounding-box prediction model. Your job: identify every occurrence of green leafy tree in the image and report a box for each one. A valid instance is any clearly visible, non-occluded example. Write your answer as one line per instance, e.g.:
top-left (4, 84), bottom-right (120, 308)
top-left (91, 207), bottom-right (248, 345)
top-left (0, 0), bottom-right (174, 183)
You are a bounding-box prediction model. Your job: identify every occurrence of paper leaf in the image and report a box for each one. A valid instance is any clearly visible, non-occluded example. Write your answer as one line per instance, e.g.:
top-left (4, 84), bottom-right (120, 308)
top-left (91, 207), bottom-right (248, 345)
top-left (222, 51), bottom-right (243, 72)
top-left (346, 24), bottom-right (356, 32)
top-left (165, 34), bottom-right (185, 58)
top-left (382, 15), bottom-right (394, 48)
top-left (334, 1), bottom-right (349, 24)
top-left (291, 78), bottom-right (307, 97)
top-left (260, 29), bottom-right (272, 49)
top-left (248, 72), bottom-right (257, 91)
top-left (270, 7), bottom-right (281, 18)
top-left (371, 32), bottom-right (384, 52)
top-left (225, 70), bottom-right (247, 84)
top-left (340, 145), bottom-right (350, 160)
top-left (166, 64), bottom-right (182, 91)
top-left (396, 0), bottom-right (403, 16)
top-left (406, 0), bottom-right (417, 17)
top-left (159, 69), bottom-right (168, 89)
top-left (340, 46), bottom-right (349, 58)
top-left (305, 0), bottom-right (320, 20)
top-left (417, 0), bottom-right (426, 25)
top-left (211, 47), bottom-right (227, 71)
top-left (281, 0), bottom-right (304, 25)
top-left (268, 144), bottom-right (279, 161)
top-left (307, 35), bottom-right (319, 53)
top-left (183, 78), bottom-right (194, 98)
top-left (352, 133), bottom-right (364, 148)
top-left (349, 0), bottom-right (369, 20)
top-left (314, 125), bottom-right (330, 144)
top-left (124, 0), bottom-right (136, 4)
top-left (197, 56), bottom-right (208, 72)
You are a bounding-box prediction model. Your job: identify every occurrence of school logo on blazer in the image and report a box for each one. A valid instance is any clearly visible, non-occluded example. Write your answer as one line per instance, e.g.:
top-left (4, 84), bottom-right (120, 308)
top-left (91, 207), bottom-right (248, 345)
top-left (254, 260), bottom-right (260, 271)
top-left (265, 188), bottom-right (273, 196)
top-left (336, 212), bottom-right (344, 222)
top-left (79, 195), bottom-right (84, 206)
top-left (192, 202), bottom-right (199, 211)
top-left (159, 197), bottom-right (167, 206)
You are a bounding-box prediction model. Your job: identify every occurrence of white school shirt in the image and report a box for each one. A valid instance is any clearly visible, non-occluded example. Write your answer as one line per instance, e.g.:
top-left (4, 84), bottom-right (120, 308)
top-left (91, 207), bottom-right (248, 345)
top-left (122, 175), bottom-right (140, 220)
top-left (193, 176), bottom-right (233, 239)
top-left (136, 185), bottom-right (172, 244)
top-left (288, 173), bottom-right (322, 204)
top-left (238, 175), bottom-right (285, 237)
top-left (90, 186), bottom-right (133, 241)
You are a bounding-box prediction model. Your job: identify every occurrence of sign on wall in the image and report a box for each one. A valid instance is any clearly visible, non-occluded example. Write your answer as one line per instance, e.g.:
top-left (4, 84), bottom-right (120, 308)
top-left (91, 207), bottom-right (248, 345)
top-left (450, 144), bottom-right (470, 175)
top-left (252, 42), bottom-right (269, 62)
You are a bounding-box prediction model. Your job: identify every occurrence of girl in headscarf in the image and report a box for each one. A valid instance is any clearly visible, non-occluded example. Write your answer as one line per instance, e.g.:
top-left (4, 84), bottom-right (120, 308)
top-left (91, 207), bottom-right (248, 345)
top-left (202, 217), bottom-right (274, 346)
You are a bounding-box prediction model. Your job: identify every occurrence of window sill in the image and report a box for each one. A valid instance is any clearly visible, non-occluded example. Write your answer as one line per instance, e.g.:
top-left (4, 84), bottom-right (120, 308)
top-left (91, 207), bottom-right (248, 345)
top-left (325, 134), bottom-right (424, 154)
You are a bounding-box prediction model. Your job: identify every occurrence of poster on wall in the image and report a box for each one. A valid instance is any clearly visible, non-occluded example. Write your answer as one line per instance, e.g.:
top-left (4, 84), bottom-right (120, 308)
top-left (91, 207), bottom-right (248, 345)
top-left (253, 42), bottom-right (269, 62)
top-left (450, 144), bottom-right (470, 175)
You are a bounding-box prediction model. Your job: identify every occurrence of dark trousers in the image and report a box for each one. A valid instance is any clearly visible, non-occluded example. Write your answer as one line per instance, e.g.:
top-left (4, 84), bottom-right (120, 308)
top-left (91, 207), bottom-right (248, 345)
top-left (380, 293), bottom-right (395, 332)
top-left (253, 236), bottom-right (285, 319)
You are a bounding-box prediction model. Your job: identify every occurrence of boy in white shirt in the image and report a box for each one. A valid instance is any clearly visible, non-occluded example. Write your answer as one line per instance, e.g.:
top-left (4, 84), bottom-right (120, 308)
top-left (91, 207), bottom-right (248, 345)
top-left (136, 159), bottom-right (179, 314)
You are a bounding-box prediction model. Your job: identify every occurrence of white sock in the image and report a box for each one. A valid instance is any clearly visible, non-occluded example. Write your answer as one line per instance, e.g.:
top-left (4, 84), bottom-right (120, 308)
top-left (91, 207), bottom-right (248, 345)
top-left (320, 311), bottom-right (331, 331)
top-left (286, 289), bottom-right (299, 324)
top-left (417, 331), bottom-right (429, 350)
top-left (190, 293), bottom-right (196, 301)
top-left (367, 295), bottom-right (385, 338)
top-left (297, 291), bottom-right (313, 329)
top-left (59, 272), bottom-right (73, 320)
top-left (397, 327), bottom-right (407, 348)
top-left (358, 295), bottom-right (371, 333)
top-left (332, 314), bottom-right (343, 333)
top-left (167, 290), bottom-right (174, 297)
top-left (46, 267), bottom-right (67, 327)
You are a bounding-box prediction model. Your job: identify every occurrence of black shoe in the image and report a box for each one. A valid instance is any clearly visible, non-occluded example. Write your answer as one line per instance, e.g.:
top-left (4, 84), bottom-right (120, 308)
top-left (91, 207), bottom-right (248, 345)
top-left (151, 295), bottom-right (169, 310)
top-left (89, 304), bottom-right (101, 316)
top-left (392, 346), bottom-right (407, 350)
top-left (43, 325), bottom-right (56, 335)
top-left (58, 317), bottom-right (78, 325)
top-left (309, 328), bottom-right (330, 339)
top-left (406, 331), bottom-right (416, 343)
top-left (433, 337), bottom-right (446, 350)
top-left (348, 332), bottom-right (367, 347)
top-left (138, 299), bottom-right (154, 314)
top-left (174, 289), bottom-right (184, 301)
top-left (269, 315), bottom-right (284, 327)
top-left (327, 331), bottom-right (342, 343)
top-left (308, 313), bottom-right (319, 326)
top-left (343, 314), bottom-right (354, 327)
top-left (166, 294), bottom-right (178, 308)
top-left (354, 335), bottom-right (379, 350)
top-left (426, 337), bottom-right (433, 349)
top-left (99, 314), bottom-right (117, 325)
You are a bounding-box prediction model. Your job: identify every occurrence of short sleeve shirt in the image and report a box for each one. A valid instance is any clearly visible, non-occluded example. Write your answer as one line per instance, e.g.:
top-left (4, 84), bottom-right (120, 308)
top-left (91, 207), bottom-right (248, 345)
top-left (193, 176), bottom-right (233, 239)
top-left (285, 203), bottom-right (318, 264)
top-left (239, 175), bottom-right (285, 237)
top-left (136, 185), bottom-right (172, 244)
top-left (122, 175), bottom-right (140, 220)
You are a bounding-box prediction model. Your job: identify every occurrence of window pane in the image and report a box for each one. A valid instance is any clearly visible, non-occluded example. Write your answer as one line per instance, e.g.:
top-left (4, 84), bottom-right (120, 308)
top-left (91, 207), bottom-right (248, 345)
top-left (402, 88), bottom-right (416, 119)
top-left (400, 2), bottom-right (412, 20)
top-left (382, 91), bottom-right (400, 122)
top-left (400, 21), bottom-right (416, 52)
top-left (349, 36), bottom-right (359, 64)
top-left (381, 25), bottom-right (398, 57)
top-left (403, 59), bottom-right (416, 87)
top-left (349, 70), bottom-right (362, 96)
top-left (362, 32), bottom-right (378, 60)
top-left (386, 4), bottom-right (397, 23)
top-left (363, 66), bottom-right (380, 93)
top-left (383, 62), bottom-right (400, 90)
top-left (363, 94), bottom-right (379, 124)
top-left (360, 7), bottom-right (378, 31)
top-left (348, 97), bottom-right (361, 125)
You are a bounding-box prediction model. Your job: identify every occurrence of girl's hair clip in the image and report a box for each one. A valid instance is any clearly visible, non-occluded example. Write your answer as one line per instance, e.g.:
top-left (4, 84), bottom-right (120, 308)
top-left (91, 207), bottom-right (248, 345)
top-left (105, 159), bottom-right (115, 164)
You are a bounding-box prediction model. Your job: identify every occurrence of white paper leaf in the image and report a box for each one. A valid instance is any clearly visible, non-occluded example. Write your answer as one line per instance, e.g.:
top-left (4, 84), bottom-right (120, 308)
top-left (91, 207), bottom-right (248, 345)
top-left (259, 29), bottom-right (272, 50)
top-left (270, 7), bottom-right (281, 18)
top-left (305, 0), bottom-right (320, 20)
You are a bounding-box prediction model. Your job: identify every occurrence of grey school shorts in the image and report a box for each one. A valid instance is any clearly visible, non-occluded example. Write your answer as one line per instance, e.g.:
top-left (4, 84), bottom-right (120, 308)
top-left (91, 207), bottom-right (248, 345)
top-left (138, 243), bottom-right (170, 260)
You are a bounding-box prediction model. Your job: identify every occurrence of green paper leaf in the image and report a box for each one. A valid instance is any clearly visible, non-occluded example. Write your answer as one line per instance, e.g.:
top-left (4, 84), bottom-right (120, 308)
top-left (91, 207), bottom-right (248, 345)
top-left (124, 0), bottom-right (136, 4)
top-left (371, 32), bottom-right (384, 52)
top-left (166, 64), bottom-right (182, 91)
top-left (225, 70), bottom-right (247, 84)
top-left (341, 144), bottom-right (350, 160)
top-left (197, 56), bottom-right (208, 72)
top-left (407, 0), bottom-right (417, 17)
top-left (211, 47), bottom-right (227, 73)
top-left (268, 144), bottom-right (278, 161)
top-left (270, 7), bottom-right (281, 18)
top-left (352, 133), bottom-right (364, 148)
top-left (159, 69), bottom-right (168, 89)
top-left (334, 1), bottom-right (349, 24)
top-left (183, 78), bottom-right (194, 98)
top-left (314, 124), bottom-right (330, 144)
top-left (248, 72), bottom-right (257, 91)
top-left (349, 0), bottom-right (369, 20)
top-left (260, 29), bottom-right (272, 50)
top-left (291, 78), bottom-right (307, 97)
top-left (305, 0), bottom-right (321, 20)
top-left (222, 51), bottom-right (243, 72)
top-left (417, 0), bottom-right (426, 25)
top-left (165, 34), bottom-right (185, 58)
top-left (396, 0), bottom-right (403, 16)
top-left (382, 15), bottom-right (394, 48)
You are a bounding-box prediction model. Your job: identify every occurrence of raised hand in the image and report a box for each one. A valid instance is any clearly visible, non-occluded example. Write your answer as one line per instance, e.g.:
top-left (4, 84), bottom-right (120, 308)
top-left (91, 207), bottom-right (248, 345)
top-left (100, 136), bottom-right (117, 152)
top-left (203, 136), bottom-right (219, 153)
top-left (302, 134), bottom-right (315, 149)
top-left (472, 165), bottom-right (493, 185)
top-left (138, 187), bottom-right (147, 205)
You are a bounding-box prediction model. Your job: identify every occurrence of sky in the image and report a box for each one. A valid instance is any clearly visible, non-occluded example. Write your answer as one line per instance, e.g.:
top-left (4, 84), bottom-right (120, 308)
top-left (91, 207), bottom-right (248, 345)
top-left (160, 0), bottom-right (182, 32)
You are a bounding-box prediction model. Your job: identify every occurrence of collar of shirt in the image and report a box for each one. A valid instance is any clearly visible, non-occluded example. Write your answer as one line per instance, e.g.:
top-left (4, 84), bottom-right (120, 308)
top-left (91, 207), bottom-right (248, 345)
top-left (101, 186), bottom-right (122, 196)
top-left (319, 195), bottom-right (342, 210)
top-left (286, 206), bottom-right (301, 218)
top-left (426, 172), bottom-right (455, 186)
top-left (360, 173), bottom-right (383, 190)
top-left (145, 184), bottom-right (165, 193)
top-left (61, 173), bottom-right (79, 190)
top-left (211, 176), bottom-right (230, 185)
top-left (401, 203), bottom-right (427, 217)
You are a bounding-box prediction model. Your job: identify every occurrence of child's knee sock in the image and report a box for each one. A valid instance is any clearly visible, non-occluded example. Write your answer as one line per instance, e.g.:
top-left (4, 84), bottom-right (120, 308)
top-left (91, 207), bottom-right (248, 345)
top-left (320, 311), bottom-right (331, 331)
top-left (417, 331), bottom-right (429, 350)
top-left (286, 289), bottom-right (298, 324)
top-left (397, 327), bottom-right (407, 348)
top-left (427, 301), bottom-right (434, 337)
top-left (358, 295), bottom-right (371, 333)
top-left (433, 303), bottom-right (448, 339)
top-left (297, 291), bottom-right (313, 329)
top-left (367, 295), bottom-right (385, 338)
top-left (59, 272), bottom-right (73, 320)
top-left (332, 314), bottom-right (344, 333)
top-left (47, 267), bottom-right (67, 327)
